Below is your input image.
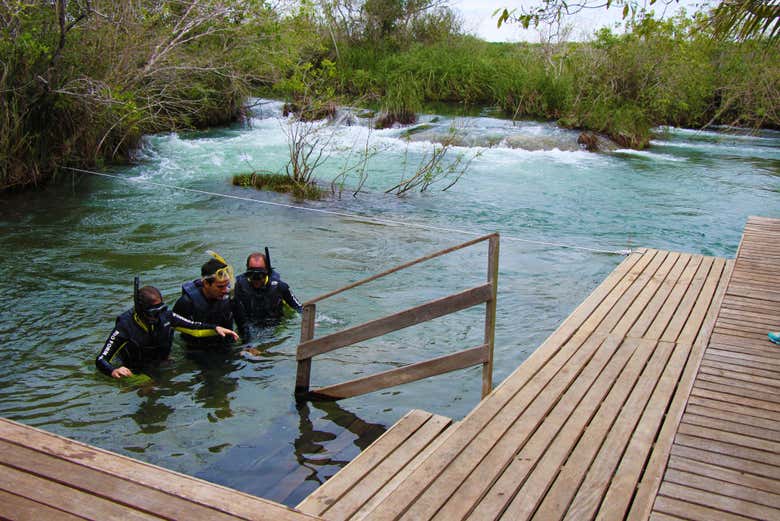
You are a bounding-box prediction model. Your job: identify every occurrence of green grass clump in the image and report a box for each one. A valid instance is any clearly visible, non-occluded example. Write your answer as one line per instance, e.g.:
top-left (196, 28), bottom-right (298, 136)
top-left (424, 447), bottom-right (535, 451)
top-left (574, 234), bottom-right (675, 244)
top-left (233, 173), bottom-right (322, 200)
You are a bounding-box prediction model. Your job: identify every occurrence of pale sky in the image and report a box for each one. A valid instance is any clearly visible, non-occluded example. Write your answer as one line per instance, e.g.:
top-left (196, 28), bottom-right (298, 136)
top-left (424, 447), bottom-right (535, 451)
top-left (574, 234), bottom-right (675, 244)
top-left (451, 0), bottom-right (717, 42)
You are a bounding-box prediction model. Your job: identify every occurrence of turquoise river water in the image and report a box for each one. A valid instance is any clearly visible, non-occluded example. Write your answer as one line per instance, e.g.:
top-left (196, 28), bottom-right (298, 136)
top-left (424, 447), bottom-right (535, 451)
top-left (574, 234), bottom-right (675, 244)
top-left (0, 100), bottom-right (778, 504)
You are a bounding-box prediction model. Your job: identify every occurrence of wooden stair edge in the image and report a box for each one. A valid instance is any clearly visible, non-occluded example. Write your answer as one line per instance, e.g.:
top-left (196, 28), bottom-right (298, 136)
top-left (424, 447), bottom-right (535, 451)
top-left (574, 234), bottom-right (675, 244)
top-left (296, 409), bottom-right (452, 516)
top-left (0, 417), bottom-right (320, 521)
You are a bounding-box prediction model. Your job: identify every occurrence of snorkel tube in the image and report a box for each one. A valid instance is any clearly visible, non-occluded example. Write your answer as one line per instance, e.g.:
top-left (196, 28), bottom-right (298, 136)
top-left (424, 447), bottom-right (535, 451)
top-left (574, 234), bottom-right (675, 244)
top-left (133, 276), bottom-right (141, 315)
top-left (265, 247), bottom-right (272, 274)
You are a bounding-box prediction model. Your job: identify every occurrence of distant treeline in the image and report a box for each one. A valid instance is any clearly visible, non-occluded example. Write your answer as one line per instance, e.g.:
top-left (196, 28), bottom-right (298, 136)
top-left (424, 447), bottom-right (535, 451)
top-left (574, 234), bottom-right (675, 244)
top-left (2, 1), bottom-right (778, 190)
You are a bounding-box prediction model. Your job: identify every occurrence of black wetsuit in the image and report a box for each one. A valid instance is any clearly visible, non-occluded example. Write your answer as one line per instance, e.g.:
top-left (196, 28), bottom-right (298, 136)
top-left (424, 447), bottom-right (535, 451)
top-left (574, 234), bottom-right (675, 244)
top-left (96, 309), bottom-right (217, 376)
top-left (172, 279), bottom-right (235, 348)
top-left (234, 271), bottom-right (302, 336)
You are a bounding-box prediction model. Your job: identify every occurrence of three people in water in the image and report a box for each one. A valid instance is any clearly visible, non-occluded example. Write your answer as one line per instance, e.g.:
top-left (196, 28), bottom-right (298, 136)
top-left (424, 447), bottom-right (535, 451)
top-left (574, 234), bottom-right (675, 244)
top-left (96, 249), bottom-right (301, 379)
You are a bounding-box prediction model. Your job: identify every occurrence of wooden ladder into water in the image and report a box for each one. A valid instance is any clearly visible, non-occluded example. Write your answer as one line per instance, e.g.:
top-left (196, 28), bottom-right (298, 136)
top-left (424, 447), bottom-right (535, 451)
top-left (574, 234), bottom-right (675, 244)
top-left (297, 216), bottom-right (780, 521)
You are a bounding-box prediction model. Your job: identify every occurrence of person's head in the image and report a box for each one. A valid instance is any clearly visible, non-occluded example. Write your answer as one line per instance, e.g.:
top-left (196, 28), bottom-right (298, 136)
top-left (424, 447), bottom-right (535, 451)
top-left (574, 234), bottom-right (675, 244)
top-left (201, 258), bottom-right (231, 300)
top-left (245, 252), bottom-right (269, 288)
top-left (135, 286), bottom-right (167, 323)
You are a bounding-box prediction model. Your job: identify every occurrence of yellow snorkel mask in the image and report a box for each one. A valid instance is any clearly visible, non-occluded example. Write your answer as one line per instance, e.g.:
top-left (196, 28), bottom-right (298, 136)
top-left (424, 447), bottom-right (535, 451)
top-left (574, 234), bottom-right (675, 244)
top-left (204, 250), bottom-right (235, 287)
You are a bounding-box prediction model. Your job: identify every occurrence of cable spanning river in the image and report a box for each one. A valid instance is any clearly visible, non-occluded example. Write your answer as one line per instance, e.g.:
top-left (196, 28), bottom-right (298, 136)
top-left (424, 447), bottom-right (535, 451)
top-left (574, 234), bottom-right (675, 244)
top-left (1, 100), bottom-right (778, 504)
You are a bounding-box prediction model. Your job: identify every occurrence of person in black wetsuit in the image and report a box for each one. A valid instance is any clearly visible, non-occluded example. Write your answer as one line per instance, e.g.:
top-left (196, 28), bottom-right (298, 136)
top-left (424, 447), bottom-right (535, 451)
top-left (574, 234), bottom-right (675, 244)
top-left (173, 254), bottom-right (238, 349)
top-left (234, 249), bottom-right (302, 339)
top-left (96, 285), bottom-right (238, 379)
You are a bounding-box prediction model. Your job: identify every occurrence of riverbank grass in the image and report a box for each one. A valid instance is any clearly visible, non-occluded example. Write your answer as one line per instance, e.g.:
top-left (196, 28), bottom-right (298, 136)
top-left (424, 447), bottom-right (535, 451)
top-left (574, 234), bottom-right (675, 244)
top-left (232, 173), bottom-right (323, 200)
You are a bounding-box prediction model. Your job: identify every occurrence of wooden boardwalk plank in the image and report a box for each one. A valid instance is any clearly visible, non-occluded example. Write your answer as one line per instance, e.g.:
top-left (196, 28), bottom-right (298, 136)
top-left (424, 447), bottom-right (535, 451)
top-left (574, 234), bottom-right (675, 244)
top-left (670, 444), bottom-right (780, 481)
top-left (684, 401), bottom-right (780, 430)
top-left (663, 468), bottom-right (780, 509)
top-left (653, 495), bottom-right (756, 521)
top-left (627, 254), bottom-right (691, 339)
top-left (323, 412), bottom-right (452, 520)
top-left (0, 418), bottom-right (319, 521)
top-left (644, 255), bottom-right (704, 340)
top-left (650, 216), bottom-right (780, 521)
top-left (403, 332), bottom-right (617, 521)
top-left (625, 258), bottom-right (733, 521)
top-left (519, 339), bottom-right (665, 521)
top-left (0, 463), bottom-right (163, 521)
top-left (0, 440), bottom-right (250, 521)
top-left (445, 334), bottom-right (630, 521)
top-left (297, 409), bottom-right (435, 516)
top-left (559, 341), bottom-right (678, 521)
top-left (661, 256), bottom-right (716, 343)
top-left (668, 455), bottom-right (780, 495)
top-left (658, 482), bottom-right (779, 520)
top-left (0, 489), bottom-right (88, 521)
top-left (688, 388), bottom-right (780, 417)
top-left (350, 421), bottom-right (459, 521)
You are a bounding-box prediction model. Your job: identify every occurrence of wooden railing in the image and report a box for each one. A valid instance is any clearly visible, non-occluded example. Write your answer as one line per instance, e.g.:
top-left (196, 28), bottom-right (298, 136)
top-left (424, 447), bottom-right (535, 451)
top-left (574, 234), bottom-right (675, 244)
top-left (295, 233), bottom-right (499, 400)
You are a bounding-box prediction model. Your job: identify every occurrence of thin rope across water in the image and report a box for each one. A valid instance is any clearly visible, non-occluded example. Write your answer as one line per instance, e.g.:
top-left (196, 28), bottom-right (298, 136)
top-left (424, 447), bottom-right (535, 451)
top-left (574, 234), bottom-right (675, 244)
top-left (64, 166), bottom-right (632, 256)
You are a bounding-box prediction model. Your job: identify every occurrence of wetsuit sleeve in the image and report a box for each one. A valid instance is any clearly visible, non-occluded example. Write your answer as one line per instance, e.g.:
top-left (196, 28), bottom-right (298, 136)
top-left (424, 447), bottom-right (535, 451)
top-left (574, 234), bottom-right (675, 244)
top-left (231, 298), bottom-right (249, 339)
top-left (96, 326), bottom-right (130, 376)
top-left (172, 293), bottom-right (193, 319)
top-left (170, 312), bottom-right (220, 337)
top-left (280, 281), bottom-right (303, 313)
top-left (232, 295), bottom-right (249, 339)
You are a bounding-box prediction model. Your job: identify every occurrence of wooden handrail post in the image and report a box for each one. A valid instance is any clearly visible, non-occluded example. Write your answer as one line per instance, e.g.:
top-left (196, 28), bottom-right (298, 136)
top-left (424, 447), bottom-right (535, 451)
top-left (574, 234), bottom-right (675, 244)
top-left (293, 233), bottom-right (501, 401)
top-left (482, 234), bottom-right (499, 398)
top-left (295, 303), bottom-right (316, 396)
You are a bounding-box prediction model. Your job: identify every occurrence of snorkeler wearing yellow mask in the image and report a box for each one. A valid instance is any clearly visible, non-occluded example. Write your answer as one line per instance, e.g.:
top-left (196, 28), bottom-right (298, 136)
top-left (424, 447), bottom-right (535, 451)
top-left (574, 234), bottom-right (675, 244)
top-left (172, 251), bottom-right (239, 349)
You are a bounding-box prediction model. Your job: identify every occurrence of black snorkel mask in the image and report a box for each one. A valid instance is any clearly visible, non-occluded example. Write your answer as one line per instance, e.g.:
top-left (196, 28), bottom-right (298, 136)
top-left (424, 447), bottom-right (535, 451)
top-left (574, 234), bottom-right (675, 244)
top-left (245, 247), bottom-right (272, 286)
top-left (134, 276), bottom-right (168, 322)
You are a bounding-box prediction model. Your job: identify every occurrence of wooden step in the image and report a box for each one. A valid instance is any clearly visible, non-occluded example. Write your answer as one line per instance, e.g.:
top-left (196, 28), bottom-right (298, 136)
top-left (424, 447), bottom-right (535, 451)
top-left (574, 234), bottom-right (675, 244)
top-left (0, 418), bottom-right (319, 521)
top-left (297, 409), bottom-right (453, 520)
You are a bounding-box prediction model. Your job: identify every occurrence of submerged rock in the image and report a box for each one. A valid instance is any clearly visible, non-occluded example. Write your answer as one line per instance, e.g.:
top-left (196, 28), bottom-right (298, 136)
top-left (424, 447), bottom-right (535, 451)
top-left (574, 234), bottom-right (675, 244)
top-left (577, 132), bottom-right (619, 152)
top-left (503, 134), bottom-right (580, 152)
top-left (283, 101), bottom-right (337, 122)
top-left (399, 123), bottom-right (435, 138)
top-left (403, 128), bottom-right (503, 148)
top-left (375, 111), bottom-right (417, 129)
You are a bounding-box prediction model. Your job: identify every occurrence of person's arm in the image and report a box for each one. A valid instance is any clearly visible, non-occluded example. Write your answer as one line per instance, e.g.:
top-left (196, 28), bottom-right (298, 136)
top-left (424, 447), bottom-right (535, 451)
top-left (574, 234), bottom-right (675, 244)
top-left (170, 312), bottom-right (239, 340)
top-left (232, 287), bottom-right (249, 339)
top-left (96, 327), bottom-right (133, 378)
top-left (280, 281), bottom-right (303, 313)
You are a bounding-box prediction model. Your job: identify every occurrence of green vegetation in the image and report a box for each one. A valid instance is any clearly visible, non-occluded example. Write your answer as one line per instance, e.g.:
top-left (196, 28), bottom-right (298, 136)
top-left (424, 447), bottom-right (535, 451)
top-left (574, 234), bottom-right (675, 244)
top-left (0, 0), bottom-right (313, 190)
top-left (2, 1), bottom-right (779, 192)
top-left (322, 12), bottom-right (778, 148)
top-left (232, 172), bottom-right (323, 200)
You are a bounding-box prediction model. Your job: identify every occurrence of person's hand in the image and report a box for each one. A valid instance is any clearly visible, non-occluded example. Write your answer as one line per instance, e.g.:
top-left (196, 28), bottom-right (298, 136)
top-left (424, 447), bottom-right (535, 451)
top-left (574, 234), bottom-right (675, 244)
top-left (111, 366), bottom-right (133, 379)
top-left (216, 326), bottom-right (239, 340)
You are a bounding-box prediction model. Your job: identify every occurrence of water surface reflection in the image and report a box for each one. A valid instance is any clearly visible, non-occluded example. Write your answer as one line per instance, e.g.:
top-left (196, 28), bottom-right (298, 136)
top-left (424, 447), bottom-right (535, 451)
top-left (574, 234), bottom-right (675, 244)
top-left (198, 398), bottom-right (386, 506)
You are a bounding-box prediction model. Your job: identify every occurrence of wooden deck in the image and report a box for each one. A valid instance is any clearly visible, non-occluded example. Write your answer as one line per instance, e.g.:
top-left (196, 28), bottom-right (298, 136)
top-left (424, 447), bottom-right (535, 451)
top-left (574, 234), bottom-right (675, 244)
top-left (651, 216), bottom-right (780, 520)
top-left (0, 418), bottom-right (319, 521)
top-left (299, 219), bottom-right (780, 520)
top-left (3, 217), bottom-right (778, 520)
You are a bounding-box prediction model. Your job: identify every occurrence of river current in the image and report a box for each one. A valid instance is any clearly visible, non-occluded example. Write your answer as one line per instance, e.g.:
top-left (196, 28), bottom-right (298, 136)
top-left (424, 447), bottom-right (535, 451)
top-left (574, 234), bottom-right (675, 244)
top-left (1, 100), bottom-right (778, 504)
